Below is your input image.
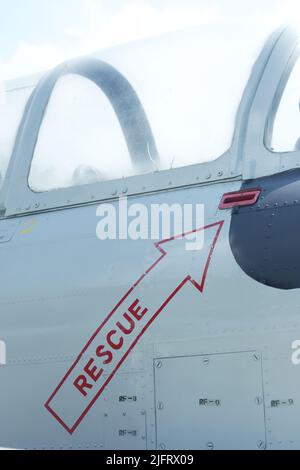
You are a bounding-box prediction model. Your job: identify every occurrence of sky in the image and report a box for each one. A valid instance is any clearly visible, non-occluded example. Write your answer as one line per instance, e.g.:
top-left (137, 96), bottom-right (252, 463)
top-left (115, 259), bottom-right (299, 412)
top-left (1, 0), bottom-right (300, 79)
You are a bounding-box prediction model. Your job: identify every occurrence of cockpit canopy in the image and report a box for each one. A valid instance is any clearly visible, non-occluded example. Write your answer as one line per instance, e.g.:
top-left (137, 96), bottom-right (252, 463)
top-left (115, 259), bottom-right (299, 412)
top-left (0, 23), bottom-right (267, 192)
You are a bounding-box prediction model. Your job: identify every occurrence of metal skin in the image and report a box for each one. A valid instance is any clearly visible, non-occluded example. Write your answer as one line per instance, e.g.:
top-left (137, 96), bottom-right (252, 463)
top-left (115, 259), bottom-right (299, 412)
top-left (1, 26), bottom-right (300, 450)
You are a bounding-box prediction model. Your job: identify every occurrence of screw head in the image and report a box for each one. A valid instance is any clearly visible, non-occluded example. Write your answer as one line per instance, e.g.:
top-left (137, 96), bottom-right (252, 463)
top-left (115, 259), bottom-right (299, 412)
top-left (253, 353), bottom-right (260, 361)
top-left (255, 396), bottom-right (263, 405)
top-left (257, 440), bottom-right (265, 450)
top-left (157, 401), bottom-right (164, 410)
top-left (203, 357), bottom-right (210, 366)
top-left (159, 443), bottom-right (166, 450)
top-left (206, 442), bottom-right (214, 450)
top-left (156, 361), bottom-right (163, 369)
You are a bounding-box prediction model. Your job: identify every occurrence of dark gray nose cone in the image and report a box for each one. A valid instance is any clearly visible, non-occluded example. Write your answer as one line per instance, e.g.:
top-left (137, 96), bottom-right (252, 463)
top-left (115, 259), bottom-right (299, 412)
top-left (230, 168), bottom-right (300, 290)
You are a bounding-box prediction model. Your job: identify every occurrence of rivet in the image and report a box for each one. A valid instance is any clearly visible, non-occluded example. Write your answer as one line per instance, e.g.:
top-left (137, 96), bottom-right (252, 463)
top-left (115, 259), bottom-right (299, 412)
top-left (206, 442), bottom-right (214, 450)
top-left (206, 174), bottom-right (212, 180)
top-left (217, 171), bottom-right (223, 177)
top-left (111, 190), bottom-right (117, 196)
top-left (122, 188), bottom-right (128, 194)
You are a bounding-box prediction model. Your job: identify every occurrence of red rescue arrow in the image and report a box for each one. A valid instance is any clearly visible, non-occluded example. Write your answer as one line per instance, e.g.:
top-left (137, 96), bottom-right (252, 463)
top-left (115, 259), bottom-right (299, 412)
top-left (45, 221), bottom-right (224, 433)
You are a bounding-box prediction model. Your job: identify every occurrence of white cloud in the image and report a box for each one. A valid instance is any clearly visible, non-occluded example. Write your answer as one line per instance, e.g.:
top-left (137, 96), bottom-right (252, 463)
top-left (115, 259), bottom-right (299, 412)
top-left (78, 1), bottom-right (221, 51)
top-left (270, 0), bottom-right (300, 24)
top-left (2, 1), bottom-right (221, 79)
top-left (1, 42), bottom-right (66, 80)
top-left (2, 0), bottom-right (300, 80)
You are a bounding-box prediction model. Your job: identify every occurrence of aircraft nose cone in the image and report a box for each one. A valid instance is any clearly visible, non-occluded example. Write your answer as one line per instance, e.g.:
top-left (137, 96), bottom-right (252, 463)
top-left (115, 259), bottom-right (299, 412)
top-left (230, 168), bottom-right (300, 290)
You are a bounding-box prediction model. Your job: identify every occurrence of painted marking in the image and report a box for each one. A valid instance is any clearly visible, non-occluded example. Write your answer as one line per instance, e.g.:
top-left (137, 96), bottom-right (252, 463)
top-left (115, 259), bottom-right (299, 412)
top-left (45, 221), bottom-right (224, 433)
top-left (20, 219), bottom-right (37, 235)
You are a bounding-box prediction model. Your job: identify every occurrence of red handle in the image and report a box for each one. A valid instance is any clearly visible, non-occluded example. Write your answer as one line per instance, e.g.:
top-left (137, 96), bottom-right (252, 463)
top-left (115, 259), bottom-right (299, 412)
top-left (219, 188), bottom-right (261, 210)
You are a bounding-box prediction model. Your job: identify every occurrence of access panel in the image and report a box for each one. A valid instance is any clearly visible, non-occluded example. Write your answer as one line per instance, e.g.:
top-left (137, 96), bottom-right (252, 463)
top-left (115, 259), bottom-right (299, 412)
top-left (154, 352), bottom-right (266, 450)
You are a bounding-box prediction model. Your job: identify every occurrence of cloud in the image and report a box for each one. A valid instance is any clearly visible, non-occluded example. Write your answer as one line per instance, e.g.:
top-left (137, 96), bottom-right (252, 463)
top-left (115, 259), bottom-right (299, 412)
top-left (1, 0), bottom-right (221, 79)
top-left (270, 0), bottom-right (300, 24)
top-left (78, 1), bottom-right (221, 51)
top-left (2, 0), bottom-right (300, 80)
top-left (0, 42), bottom-right (66, 80)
